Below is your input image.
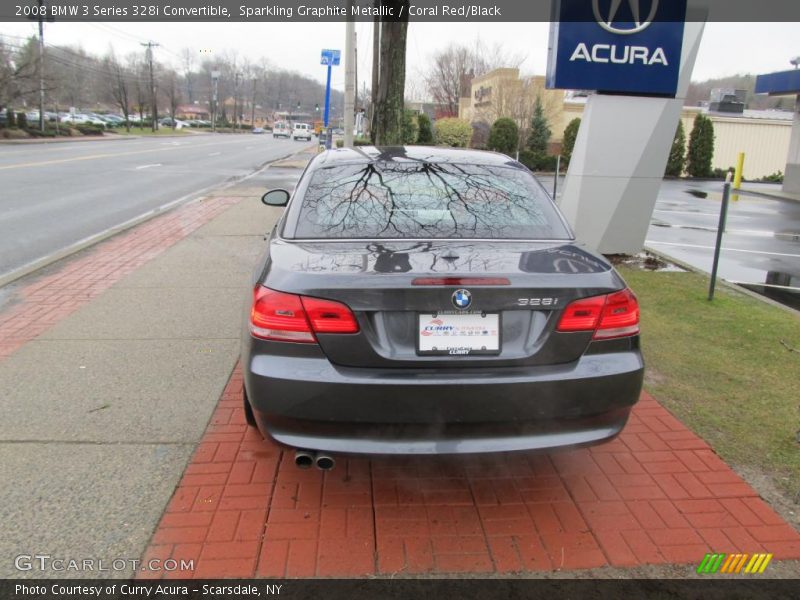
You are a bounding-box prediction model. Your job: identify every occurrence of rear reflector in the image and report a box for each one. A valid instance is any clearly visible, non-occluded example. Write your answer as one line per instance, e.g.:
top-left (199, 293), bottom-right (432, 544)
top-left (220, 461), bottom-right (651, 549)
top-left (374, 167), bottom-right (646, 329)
top-left (412, 277), bottom-right (510, 286)
top-left (556, 288), bottom-right (639, 340)
top-left (250, 287), bottom-right (359, 343)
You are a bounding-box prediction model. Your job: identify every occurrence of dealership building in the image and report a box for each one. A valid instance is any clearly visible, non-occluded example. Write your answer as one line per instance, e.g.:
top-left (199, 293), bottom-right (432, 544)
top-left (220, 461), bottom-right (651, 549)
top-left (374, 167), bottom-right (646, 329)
top-left (458, 67), bottom-right (794, 179)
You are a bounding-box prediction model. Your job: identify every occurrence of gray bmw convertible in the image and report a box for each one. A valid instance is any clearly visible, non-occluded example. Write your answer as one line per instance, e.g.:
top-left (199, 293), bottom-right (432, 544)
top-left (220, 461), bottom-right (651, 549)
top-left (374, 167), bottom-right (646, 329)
top-left (242, 146), bottom-right (643, 469)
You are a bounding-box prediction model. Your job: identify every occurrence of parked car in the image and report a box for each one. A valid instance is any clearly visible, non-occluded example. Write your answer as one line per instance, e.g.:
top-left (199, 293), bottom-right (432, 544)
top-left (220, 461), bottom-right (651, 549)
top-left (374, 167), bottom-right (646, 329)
top-left (272, 121), bottom-right (291, 139)
top-left (98, 114), bottom-right (125, 127)
top-left (159, 117), bottom-right (190, 129)
top-left (60, 113), bottom-right (104, 127)
top-left (292, 123), bottom-right (312, 141)
top-left (242, 146), bottom-right (644, 470)
top-left (252, 127), bottom-right (265, 134)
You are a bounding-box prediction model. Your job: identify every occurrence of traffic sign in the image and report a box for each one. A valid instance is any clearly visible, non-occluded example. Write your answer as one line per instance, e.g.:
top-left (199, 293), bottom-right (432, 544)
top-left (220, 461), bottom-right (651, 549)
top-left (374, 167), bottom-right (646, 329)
top-left (320, 49), bottom-right (341, 66)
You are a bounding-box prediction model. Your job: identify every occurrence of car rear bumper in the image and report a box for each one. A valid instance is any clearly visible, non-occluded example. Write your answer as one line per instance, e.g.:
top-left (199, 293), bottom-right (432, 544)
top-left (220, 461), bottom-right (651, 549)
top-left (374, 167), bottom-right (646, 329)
top-left (243, 348), bottom-right (644, 455)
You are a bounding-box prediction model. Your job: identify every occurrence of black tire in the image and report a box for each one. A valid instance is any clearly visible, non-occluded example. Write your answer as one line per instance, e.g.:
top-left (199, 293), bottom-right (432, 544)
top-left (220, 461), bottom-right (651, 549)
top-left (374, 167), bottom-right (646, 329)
top-left (243, 387), bottom-right (257, 428)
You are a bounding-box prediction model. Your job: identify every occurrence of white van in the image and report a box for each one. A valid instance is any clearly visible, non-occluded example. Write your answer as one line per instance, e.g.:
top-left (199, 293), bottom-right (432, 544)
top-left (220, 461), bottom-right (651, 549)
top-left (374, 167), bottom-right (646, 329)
top-left (272, 121), bottom-right (291, 139)
top-left (292, 123), bottom-right (312, 141)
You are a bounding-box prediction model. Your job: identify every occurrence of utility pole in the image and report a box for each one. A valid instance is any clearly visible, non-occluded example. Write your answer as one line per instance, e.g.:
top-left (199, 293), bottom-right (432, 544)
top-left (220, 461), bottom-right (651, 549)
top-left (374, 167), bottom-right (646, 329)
top-left (141, 41), bottom-right (159, 131)
top-left (354, 32), bottom-right (359, 112)
top-left (211, 70), bottom-right (220, 132)
top-left (344, 0), bottom-right (356, 148)
top-left (27, 0), bottom-right (54, 133)
top-left (370, 5), bottom-right (380, 139)
top-left (232, 71), bottom-right (241, 133)
top-left (250, 77), bottom-right (257, 129)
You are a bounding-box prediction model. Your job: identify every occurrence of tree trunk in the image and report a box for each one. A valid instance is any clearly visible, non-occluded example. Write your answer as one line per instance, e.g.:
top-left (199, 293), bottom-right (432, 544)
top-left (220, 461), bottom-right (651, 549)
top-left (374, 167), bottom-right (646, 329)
top-left (371, 0), bottom-right (408, 145)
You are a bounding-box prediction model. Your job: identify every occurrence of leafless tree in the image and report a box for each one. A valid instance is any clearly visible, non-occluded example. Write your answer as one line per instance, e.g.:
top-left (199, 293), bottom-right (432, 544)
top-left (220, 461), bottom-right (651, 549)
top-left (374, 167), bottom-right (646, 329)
top-left (0, 37), bottom-right (38, 109)
top-left (104, 50), bottom-right (132, 131)
top-left (423, 41), bottom-right (525, 115)
top-left (128, 53), bottom-right (148, 124)
top-left (162, 69), bottom-right (182, 129)
top-left (180, 47), bottom-right (196, 103)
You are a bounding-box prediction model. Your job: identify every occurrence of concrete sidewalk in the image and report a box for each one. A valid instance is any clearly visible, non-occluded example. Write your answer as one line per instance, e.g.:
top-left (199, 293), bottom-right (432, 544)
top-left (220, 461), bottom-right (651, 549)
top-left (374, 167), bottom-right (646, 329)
top-left (0, 151), bottom-right (310, 578)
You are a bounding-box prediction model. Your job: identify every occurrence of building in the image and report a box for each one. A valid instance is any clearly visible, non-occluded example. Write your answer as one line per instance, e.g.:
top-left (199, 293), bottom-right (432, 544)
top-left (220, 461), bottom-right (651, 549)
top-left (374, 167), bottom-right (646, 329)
top-left (175, 104), bottom-right (211, 121)
top-left (458, 68), bottom-right (794, 178)
top-left (459, 68), bottom-right (566, 149)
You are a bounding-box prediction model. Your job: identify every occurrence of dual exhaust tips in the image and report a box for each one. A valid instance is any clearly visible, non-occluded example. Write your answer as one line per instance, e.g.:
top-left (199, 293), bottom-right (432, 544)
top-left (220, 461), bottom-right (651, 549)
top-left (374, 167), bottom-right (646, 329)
top-left (294, 449), bottom-right (335, 471)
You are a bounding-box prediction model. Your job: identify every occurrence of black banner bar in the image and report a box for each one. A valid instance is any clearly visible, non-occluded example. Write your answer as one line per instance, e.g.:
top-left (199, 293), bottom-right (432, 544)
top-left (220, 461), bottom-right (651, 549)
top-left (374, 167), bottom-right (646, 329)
top-left (3, 0), bottom-right (800, 22)
top-left (3, 579), bottom-right (800, 600)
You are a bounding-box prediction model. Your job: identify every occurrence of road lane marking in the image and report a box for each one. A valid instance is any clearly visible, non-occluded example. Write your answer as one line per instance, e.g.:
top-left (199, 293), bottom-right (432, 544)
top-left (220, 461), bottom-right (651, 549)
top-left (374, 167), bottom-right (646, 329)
top-left (654, 209), bottom-right (720, 217)
top-left (209, 152), bottom-right (221, 156)
top-left (645, 240), bottom-right (800, 259)
top-left (0, 138), bottom-right (270, 171)
top-left (135, 163), bottom-right (162, 170)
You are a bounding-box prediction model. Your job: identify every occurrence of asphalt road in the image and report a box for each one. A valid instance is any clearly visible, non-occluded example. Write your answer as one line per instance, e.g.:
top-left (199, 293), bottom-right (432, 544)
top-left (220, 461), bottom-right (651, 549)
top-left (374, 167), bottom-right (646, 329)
top-left (0, 132), bottom-right (310, 281)
top-left (645, 180), bottom-right (800, 307)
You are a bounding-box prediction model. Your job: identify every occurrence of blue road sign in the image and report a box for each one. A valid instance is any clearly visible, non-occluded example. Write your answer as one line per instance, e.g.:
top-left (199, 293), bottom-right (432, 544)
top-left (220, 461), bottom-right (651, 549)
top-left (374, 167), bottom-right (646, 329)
top-left (320, 49), bottom-right (341, 66)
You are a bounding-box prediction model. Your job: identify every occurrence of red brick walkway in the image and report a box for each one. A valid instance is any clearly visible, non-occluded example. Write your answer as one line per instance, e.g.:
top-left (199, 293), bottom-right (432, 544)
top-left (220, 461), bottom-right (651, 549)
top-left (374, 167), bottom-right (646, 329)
top-left (141, 366), bottom-right (800, 578)
top-left (0, 195), bottom-right (239, 362)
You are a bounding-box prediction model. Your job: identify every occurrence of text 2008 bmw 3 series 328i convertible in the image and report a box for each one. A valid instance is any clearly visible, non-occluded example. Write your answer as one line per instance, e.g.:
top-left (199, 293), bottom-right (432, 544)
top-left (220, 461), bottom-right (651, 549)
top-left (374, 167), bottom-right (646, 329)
top-left (241, 146), bottom-right (643, 468)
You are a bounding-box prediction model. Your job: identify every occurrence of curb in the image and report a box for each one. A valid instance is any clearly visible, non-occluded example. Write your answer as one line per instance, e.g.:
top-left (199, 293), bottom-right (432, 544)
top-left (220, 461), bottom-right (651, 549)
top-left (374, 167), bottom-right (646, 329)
top-left (0, 135), bottom-right (140, 145)
top-left (643, 246), bottom-right (800, 317)
top-left (0, 147), bottom-right (305, 290)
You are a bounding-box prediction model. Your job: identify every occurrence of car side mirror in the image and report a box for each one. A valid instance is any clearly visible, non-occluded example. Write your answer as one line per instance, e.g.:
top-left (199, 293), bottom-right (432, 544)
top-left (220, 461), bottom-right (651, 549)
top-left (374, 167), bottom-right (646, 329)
top-left (261, 189), bottom-right (290, 207)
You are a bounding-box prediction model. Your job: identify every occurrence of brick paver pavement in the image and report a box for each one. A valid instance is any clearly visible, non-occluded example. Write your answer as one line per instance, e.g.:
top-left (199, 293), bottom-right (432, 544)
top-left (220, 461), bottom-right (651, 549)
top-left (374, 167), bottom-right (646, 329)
top-left (0, 195), bottom-right (240, 362)
top-left (141, 367), bottom-right (800, 578)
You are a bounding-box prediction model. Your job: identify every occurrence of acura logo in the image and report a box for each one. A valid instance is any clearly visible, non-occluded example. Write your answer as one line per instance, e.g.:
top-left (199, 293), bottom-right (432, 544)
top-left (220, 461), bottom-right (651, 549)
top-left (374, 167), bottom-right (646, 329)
top-left (592, 0), bottom-right (659, 35)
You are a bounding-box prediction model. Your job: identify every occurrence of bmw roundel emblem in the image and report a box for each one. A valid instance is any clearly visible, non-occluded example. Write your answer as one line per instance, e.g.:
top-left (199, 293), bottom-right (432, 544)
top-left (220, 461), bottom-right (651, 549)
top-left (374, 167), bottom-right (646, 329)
top-left (452, 289), bottom-right (472, 310)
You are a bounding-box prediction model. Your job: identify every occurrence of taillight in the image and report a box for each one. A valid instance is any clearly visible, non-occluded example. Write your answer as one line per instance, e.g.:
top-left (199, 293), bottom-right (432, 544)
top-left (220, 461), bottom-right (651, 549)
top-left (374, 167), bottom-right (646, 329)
top-left (556, 288), bottom-right (639, 340)
top-left (595, 289), bottom-right (640, 339)
top-left (249, 287), bottom-right (359, 342)
top-left (301, 296), bottom-right (360, 334)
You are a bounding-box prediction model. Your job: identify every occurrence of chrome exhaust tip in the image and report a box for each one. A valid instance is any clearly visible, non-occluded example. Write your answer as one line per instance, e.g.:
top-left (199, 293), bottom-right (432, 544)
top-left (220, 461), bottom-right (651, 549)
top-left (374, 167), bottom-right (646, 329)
top-left (315, 453), bottom-right (335, 471)
top-left (294, 449), bottom-right (315, 469)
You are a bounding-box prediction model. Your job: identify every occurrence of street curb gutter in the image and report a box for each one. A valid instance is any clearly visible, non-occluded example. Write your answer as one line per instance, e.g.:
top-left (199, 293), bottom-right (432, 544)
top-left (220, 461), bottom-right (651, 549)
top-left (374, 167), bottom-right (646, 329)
top-left (0, 147), bottom-right (306, 290)
top-left (643, 245), bottom-right (800, 317)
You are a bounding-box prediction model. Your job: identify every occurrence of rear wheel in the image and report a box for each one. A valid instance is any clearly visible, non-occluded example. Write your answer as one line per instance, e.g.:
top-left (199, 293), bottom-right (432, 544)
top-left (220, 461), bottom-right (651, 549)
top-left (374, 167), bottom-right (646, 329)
top-left (243, 387), bottom-right (257, 427)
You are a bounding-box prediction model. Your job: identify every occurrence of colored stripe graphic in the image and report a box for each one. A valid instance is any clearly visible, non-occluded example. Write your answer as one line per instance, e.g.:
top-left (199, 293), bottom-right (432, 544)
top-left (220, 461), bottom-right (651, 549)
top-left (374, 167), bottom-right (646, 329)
top-left (697, 552), bottom-right (773, 574)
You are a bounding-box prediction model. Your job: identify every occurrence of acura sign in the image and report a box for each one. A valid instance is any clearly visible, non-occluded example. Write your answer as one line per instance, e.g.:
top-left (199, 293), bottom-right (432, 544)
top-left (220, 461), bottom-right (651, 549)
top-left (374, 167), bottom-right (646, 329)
top-left (547, 0), bottom-right (687, 97)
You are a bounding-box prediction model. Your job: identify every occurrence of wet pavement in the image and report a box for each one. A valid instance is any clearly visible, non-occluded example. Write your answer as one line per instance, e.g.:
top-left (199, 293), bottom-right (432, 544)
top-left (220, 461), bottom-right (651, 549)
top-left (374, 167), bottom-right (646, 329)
top-left (539, 174), bottom-right (800, 310)
top-left (644, 180), bottom-right (800, 310)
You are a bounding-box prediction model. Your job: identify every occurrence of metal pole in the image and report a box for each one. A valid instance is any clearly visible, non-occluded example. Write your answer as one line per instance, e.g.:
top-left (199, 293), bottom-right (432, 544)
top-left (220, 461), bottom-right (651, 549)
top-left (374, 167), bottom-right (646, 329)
top-left (708, 173), bottom-right (733, 301)
top-left (553, 155), bottom-right (561, 201)
top-left (211, 71), bottom-right (220, 133)
top-left (37, 0), bottom-right (46, 133)
top-left (323, 64), bottom-right (332, 149)
top-left (343, 1), bottom-right (355, 148)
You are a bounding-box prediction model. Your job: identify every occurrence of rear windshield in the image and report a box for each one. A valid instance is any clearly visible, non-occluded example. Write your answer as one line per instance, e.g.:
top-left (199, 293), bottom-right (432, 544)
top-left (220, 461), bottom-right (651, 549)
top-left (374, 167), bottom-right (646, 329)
top-left (289, 161), bottom-right (571, 240)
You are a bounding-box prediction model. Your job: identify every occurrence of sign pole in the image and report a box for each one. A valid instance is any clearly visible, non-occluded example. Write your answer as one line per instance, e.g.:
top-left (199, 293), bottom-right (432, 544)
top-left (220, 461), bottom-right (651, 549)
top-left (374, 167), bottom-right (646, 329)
top-left (323, 65), bottom-right (332, 127)
top-left (320, 48), bottom-right (340, 150)
top-left (708, 173), bottom-right (733, 302)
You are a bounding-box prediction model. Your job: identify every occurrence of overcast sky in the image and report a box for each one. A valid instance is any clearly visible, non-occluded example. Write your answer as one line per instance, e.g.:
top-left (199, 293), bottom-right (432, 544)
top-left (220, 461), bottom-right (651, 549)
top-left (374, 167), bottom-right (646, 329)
top-left (1, 21), bottom-right (798, 94)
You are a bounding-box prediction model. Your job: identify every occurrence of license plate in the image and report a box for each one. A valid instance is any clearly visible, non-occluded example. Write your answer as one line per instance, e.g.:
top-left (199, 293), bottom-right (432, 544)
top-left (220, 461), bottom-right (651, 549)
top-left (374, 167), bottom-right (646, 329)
top-left (417, 313), bottom-right (501, 355)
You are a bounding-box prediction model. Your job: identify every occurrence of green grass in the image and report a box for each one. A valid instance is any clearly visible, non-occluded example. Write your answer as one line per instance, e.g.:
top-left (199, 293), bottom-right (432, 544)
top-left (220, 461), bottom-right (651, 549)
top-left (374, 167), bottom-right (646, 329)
top-left (618, 266), bottom-right (800, 502)
top-left (111, 126), bottom-right (190, 136)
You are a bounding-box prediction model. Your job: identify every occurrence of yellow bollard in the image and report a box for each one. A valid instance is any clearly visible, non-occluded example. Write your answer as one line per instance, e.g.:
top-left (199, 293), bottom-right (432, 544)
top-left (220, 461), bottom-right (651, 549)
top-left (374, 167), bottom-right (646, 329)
top-left (733, 152), bottom-right (745, 189)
